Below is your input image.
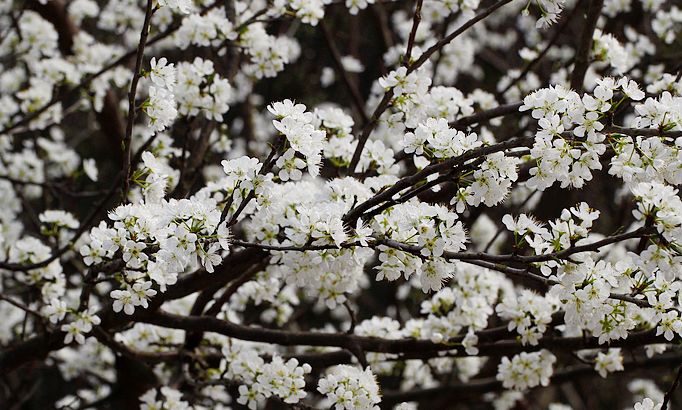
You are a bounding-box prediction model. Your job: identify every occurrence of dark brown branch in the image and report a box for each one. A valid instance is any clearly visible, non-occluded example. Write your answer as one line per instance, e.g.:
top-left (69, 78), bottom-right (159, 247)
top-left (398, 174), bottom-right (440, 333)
top-left (402, 0), bottom-right (423, 67)
top-left (452, 102), bottom-right (523, 128)
top-left (320, 20), bottom-right (369, 126)
top-left (344, 136), bottom-right (535, 226)
top-left (171, 121), bottom-right (216, 198)
top-left (662, 364), bottom-right (682, 410)
top-left (135, 310), bottom-right (673, 359)
top-left (0, 295), bottom-right (45, 322)
top-left (605, 125), bottom-right (682, 139)
top-left (347, 92), bottom-right (394, 175)
top-left (569, 0), bottom-right (604, 91)
top-left (381, 226), bottom-right (653, 265)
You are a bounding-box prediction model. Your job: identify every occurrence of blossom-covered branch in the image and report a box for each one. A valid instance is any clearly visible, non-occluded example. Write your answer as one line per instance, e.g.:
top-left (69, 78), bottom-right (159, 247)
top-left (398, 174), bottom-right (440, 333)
top-left (2, 0), bottom-right (682, 409)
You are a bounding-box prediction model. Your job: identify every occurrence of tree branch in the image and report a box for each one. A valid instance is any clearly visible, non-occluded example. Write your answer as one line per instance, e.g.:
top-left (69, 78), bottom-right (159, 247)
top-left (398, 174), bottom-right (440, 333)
top-left (569, 0), bottom-right (604, 91)
top-left (121, 0), bottom-right (155, 201)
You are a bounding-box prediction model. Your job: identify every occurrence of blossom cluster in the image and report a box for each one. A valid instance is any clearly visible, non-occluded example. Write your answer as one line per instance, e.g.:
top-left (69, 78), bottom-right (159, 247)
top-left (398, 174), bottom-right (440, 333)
top-left (496, 349), bottom-right (557, 391)
top-left (80, 184), bottom-right (231, 316)
top-left (520, 78), bottom-right (644, 190)
top-left (317, 365), bottom-right (382, 410)
top-left (222, 342), bottom-right (311, 409)
top-left (144, 57), bottom-right (178, 133)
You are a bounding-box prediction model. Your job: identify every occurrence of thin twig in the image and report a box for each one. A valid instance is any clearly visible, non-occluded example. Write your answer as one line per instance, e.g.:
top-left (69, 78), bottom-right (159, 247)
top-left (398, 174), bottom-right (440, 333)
top-left (402, 0), bottom-right (423, 67)
top-left (662, 364), bottom-right (682, 410)
top-left (121, 0), bottom-right (156, 201)
top-left (0, 295), bottom-right (45, 321)
top-left (408, 0), bottom-right (514, 74)
top-left (500, 0), bottom-right (583, 95)
top-left (320, 20), bottom-right (369, 125)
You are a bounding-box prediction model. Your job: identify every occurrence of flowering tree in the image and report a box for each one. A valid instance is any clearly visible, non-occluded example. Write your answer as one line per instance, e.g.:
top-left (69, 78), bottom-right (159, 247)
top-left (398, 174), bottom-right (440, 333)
top-left (2, 0), bottom-right (682, 408)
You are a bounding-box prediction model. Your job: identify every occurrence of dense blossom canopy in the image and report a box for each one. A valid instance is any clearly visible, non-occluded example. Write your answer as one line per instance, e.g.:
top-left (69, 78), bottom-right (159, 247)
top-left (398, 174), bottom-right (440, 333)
top-left (1, 0), bottom-right (682, 409)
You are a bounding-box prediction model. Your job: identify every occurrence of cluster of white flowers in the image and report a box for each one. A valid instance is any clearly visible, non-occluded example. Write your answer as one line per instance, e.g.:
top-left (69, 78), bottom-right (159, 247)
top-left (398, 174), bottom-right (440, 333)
top-left (241, 179), bottom-right (374, 308)
top-left (402, 117), bottom-right (481, 159)
top-left (80, 182), bottom-right (231, 314)
top-left (497, 289), bottom-right (557, 345)
top-left (594, 348), bottom-right (625, 378)
top-left (521, 78), bottom-right (644, 189)
top-left (496, 349), bottom-right (557, 391)
top-left (157, 0), bottom-right (193, 15)
top-left (379, 67), bottom-right (431, 108)
top-left (501, 202), bottom-right (599, 267)
top-left (416, 265), bottom-right (507, 343)
top-left (651, 6), bottom-right (682, 44)
top-left (451, 151), bottom-right (521, 211)
top-left (175, 58), bottom-right (233, 121)
top-left (373, 203), bottom-right (467, 292)
top-left (140, 386), bottom-right (193, 410)
top-left (633, 91), bottom-right (681, 131)
top-left (285, 0), bottom-right (326, 25)
top-left (240, 24), bottom-right (301, 80)
top-left (74, 33), bottom-right (130, 111)
top-left (3, 11), bottom-right (59, 60)
top-left (320, 78), bottom-right (402, 171)
top-left (269, 100), bottom-right (326, 179)
top-left (317, 365), bottom-right (381, 410)
top-left (116, 321), bottom-right (185, 353)
top-left (230, 271), bottom-right (299, 326)
top-left (550, 256), bottom-right (639, 344)
top-left (52, 305), bottom-right (101, 345)
top-left (221, 342), bottom-right (311, 409)
top-left (592, 30), bottom-right (634, 74)
top-left (175, 8), bottom-right (237, 49)
top-left (634, 398), bottom-right (663, 410)
top-left (531, 0), bottom-right (567, 28)
top-left (371, 68), bottom-right (479, 145)
top-left (142, 57), bottom-right (178, 133)
top-left (609, 135), bottom-right (682, 188)
top-left (633, 181), bottom-right (682, 246)
top-left (6, 235), bottom-right (66, 304)
top-left (319, 106), bottom-right (361, 167)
